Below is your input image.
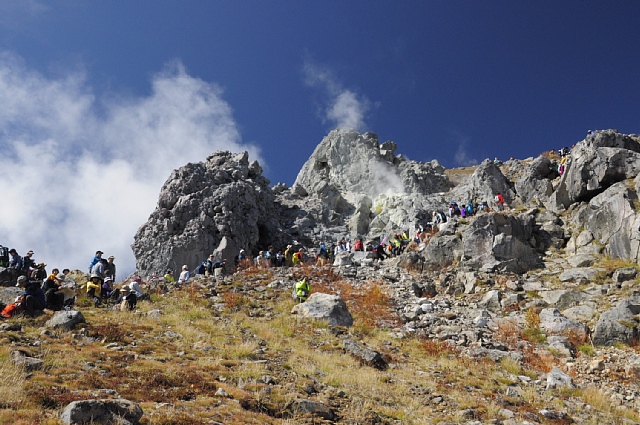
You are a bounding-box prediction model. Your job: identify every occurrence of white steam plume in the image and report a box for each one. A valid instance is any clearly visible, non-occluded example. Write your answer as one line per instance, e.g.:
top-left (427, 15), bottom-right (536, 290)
top-left (0, 53), bottom-right (261, 279)
top-left (303, 58), bottom-right (371, 131)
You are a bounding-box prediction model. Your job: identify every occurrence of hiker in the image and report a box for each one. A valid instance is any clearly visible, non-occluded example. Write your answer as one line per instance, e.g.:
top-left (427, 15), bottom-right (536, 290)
top-left (42, 268), bottom-right (65, 311)
top-left (353, 238), bottom-right (363, 251)
top-left (102, 276), bottom-right (115, 302)
top-left (495, 193), bottom-right (506, 211)
top-left (21, 250), bottom-right (36, 278)
top-left (22, 275), bottom-right (46, 317)
top-left (129, 276), bottom-right (144, 298)
top-left (86, 274), bottom-right (103, 307)
top-left (8, 248), bottom-right (22, 271)
top-left (284, 245), bottom-right (293, 267)
top-left (178, 265), bottom-right (190, 282)
top-left (293, 276), bottom-right (311, 302)
top-left (372, 241), bottom-right (388, 262)
top-left (292, 248), bottom-right (303, 266)
top-left (89, 250), bottom-right (103, 273)
top-left (164, 269), bottom-right (175, 283)
top-left (106, 256), bottom-right (116, 282)
top-left (31, 262), bottom-right (47, 282)
top-left (275, 251), bottom-right (284, 267)
top-left (316, 243), bottom-right (328, 266)
top-left (211, 260), bottom-right (227, 276)
top-left (116, 286), bottom-right (137, 311)
top-left (91, 258), bottom-right (108, 279)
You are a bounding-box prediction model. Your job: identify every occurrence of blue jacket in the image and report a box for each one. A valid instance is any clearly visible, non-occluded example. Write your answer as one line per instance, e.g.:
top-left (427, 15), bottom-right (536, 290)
top-left (24, 283), bottom-right (45, 306)
top-left (9, 255), bottom-right (22, 270)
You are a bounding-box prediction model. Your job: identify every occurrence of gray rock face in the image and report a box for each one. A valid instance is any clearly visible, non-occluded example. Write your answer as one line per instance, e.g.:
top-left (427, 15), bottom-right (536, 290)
top-left (293, 129), bottom-right (450, 201)
top-left (132, 151), bottom-right (285, 275)
top-left (460, 213), bottom-right (542, 273)
top-left (515, 156), bottom-right (557, 203)
top-left (59, 398), bottom-right (143, 425)
top-left (592, 295), bottom-right (640, 346)
top-left (549, 130), bottom-right (640, 211)
top-left (291, 293), bottom-right (354, 327)
top-left (450, 159), bottom-right (516, 210)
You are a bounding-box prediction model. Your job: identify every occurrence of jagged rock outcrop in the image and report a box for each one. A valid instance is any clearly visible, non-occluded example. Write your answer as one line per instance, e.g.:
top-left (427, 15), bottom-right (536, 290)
top-left (132, 151), bottom-right (286, 274)
top-left (449, 159), bottom-right (516, 209)
top-left (549, 130), bottom-right (640, 211)
top-left (515, 156), bottom-right (558, 203)
top-left (132, 128), bottom-right (640, 280)
top-left (290, 128), bottom-right (451, 238)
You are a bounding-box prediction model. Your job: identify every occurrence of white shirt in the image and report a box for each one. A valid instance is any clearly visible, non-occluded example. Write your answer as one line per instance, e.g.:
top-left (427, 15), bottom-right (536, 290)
top-left (179, 270), bottom-right (190, 282)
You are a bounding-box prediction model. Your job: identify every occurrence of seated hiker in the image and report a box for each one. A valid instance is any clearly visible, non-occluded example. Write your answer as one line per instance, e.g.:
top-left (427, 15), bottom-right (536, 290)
top-left (128, 276), bottom-right (150, 301)
top-left (164, 269), bottom-right (175, 283)
top-left (116, 286), bottom-right (137, 311)
top-left (353, 238), bottom-right (363, 251)
top-left (42, 268), bottom-right (65, 311)
top-left (22, 276), bottom-right (45, 317)
top-left (372, 241), bottom-right (388, 262)
top-left (178, 265), bottom-right (190, 282)
top-left (102, 276), bottom-right (115, 302)
top-left (1, 276), bottom-right (30, 318)
top-left (85, 274), bottom-right (103, 307)
top-left (293, 276), bottom-right (311, 303)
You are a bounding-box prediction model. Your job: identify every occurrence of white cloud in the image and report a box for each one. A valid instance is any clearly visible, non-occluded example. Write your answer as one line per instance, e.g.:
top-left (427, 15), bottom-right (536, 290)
top-left (303, 58), bottom-right (371, 131)
top-left (0, 53), bottom-right (261, 279)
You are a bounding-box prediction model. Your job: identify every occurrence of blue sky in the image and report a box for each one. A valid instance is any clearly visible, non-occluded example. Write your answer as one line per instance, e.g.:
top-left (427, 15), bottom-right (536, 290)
top-left (1, 1), bottom-right (639, 275)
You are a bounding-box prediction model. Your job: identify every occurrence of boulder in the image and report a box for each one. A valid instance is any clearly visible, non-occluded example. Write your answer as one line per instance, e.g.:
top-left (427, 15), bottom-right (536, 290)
top-left (538, 308), bottom-right (588, 339)
top-left (546, 367), bottom-right (575, 390)
top-left (592, 294), bottom-right (640, 346)
top-left (45, 310), bottom-right (86, 330)
top-left (343, 339), bottom-right (387, 370)
top-left (291, 293), bottom-right (354, 327)
top-left (460, 212), bottom-right (542, 273)
top-left (11, 350), bottom-right (44, 372)
top-left (59, 398), bottom-right (143, 425)
top-left (287, 399), bottom-right (335, 421)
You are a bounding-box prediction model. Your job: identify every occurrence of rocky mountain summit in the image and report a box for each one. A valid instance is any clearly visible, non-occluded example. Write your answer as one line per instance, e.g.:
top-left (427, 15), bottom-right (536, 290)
top-left (134, 128), bottom-right (640, 277)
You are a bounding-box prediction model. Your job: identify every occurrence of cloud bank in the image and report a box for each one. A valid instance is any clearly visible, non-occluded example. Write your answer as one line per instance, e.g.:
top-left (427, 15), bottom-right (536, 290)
top-left (303, 59), bottom-right (371, 132)
top-left (0, 53), bottom-right (261, 278)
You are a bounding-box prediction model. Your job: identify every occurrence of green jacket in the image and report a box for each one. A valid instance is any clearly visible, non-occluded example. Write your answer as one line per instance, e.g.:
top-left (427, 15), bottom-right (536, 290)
top-left (295, 279), bottom-right (311, 301)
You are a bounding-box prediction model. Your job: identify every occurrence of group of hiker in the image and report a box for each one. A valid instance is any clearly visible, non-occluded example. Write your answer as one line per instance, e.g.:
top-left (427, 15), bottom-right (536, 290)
top-left (0, 246), bottom-right (148, 319)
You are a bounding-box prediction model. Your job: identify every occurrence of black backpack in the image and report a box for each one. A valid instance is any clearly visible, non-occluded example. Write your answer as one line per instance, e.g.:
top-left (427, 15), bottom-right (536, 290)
top-left (0, 246), bottom-right (8, 268)
top-left (195, 262), bottom-right (206, 275)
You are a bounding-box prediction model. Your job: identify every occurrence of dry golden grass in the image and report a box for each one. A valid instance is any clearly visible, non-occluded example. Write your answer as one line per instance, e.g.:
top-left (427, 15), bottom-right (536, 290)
top-left (0, 267), bottom-right (636, 424)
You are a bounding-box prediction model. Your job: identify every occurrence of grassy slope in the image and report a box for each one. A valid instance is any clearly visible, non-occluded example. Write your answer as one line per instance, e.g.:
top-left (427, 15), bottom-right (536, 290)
top-left (0, 261), bottom-right (639, 424)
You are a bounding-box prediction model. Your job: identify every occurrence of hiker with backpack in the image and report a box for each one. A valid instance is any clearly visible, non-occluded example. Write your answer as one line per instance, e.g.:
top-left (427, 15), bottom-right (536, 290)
top-left (293, 276), bottom-right (311, 303)
top-left (21, 250), bottom-right (36, 278)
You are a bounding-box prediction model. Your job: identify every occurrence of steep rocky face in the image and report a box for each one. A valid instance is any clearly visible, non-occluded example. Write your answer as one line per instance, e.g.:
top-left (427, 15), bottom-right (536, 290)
top-left (293, 129), bottom-right (451, 200)
top-left (289, 128), bottom-right (451, 240)
top-left (549, 130), bottom-right (640, 211)
top-left (132, 151), bottom-right (285, 274)
top-left (132, 128), bottom-right (640, 277)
